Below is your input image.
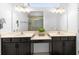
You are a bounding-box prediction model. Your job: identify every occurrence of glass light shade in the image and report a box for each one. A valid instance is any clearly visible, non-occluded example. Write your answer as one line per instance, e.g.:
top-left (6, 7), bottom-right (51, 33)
top-left (50, 8), bottom-right (65, 14)
top-left (56, 8), bottom-right (65, 13)
top-left (15, 5), bottom-right (32, 13)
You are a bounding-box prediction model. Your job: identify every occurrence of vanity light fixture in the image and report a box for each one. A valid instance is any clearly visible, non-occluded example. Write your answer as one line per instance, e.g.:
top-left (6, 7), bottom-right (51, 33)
top-left (50, 8), bottom-right (65, 14)
top-left (15, 5), bottom-right (25, 12)
top-left (15, 3), bottom-right (33, 13)
top-left (25, 7), bottom-right (33, 13)
top-left (57, 8), bottom-right (65, 14)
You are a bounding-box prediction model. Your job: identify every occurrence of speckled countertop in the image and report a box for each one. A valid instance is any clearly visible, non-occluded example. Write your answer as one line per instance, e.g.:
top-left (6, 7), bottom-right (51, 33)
top-left (0, 31), bottom-right (35, 38)
top-left (31, 32), bottom-right (51, 40)
top-left (47, 31), bottom-right (76, 37)
top-left (0, 31), bottom-right (76, 39)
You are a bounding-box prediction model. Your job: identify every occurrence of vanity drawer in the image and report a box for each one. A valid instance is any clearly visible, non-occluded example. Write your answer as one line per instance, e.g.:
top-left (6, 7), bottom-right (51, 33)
top-left (2, 38), bottom-right (11, 42)
top-left (2, 37), bottom-right (31, 43)
top-left (2, 38), bottom-right (21, 42)
top-left (67, 36), bottom-right (76, 40)
top-left (20, 37), bottom-right (30, 42)
top-left (52, 36), bottom-right (76, 41)
top-left (12, 37), bottom-right (30, 42)
top-left (12, 38), bottom-right (21, 42)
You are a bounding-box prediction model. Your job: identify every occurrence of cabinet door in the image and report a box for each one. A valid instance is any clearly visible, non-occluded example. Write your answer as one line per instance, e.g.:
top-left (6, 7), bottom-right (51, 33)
top-left (18, 43), bottom-right (31, 55)
top-left (2, 38), bottom-right (31, 55)
top-left (52, 37), bottom-right (64, 55)
top-left (2, 43), bottom-right (16, 55)
top-left (17, 38), bottom-right (31, 55)
top-left (64, 37), bottom-right (76, 55)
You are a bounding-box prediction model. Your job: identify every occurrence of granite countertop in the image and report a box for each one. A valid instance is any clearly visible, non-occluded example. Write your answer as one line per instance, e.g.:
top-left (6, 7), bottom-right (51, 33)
top-left (0, 31), bottom-right (76, 39)
top-left (48, 31), bottom-right (76, 37)
top-left (0, 31), bottom-right (35, 38)
top-left (31, 32), bottom-right (51, 40)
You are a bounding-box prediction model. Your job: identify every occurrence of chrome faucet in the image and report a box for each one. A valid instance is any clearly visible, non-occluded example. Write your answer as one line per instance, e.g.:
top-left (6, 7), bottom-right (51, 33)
top-left (57, 31), bottom-right (60, 34)
top-left (21, 32), bottom-right (23, 35)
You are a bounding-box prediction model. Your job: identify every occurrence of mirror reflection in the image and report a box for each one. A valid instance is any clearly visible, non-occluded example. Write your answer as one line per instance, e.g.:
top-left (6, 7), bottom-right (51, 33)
top-left (0, 3), bottom-right (78, 33)
top-left (12, 3), bottom-right (68, 32)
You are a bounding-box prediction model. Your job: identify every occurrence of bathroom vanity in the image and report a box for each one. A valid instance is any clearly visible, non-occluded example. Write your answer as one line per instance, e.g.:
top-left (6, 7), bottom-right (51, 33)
top-left (1, 37), bottom-right (31, 55)
top-left (1, 31), bottom-right (35, 55)
top-left (48, 31), bottom-right (76, 55)
top-left (0, 31), bottom-right (76, 55)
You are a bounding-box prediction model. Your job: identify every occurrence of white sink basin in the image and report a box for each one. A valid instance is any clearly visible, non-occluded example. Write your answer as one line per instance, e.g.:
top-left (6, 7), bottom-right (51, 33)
top-left (48, 31), bottom-right (76, 36)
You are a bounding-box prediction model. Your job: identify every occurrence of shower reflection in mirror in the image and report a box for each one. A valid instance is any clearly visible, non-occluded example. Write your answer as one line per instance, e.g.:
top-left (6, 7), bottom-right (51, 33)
top-left (0, 18), bottom-right (6, 29)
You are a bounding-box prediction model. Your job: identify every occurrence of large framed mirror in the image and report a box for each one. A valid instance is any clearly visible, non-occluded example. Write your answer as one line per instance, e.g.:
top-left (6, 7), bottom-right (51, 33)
top-left (1, 3), bottom-right (69, 32)
top-left (12, 3), bottom-right (69, 32)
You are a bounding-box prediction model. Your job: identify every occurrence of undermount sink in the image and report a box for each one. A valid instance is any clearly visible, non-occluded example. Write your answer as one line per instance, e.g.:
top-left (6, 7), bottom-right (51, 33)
top-left (57, 31), bottom-right (67, 35)
top-left (11, 32), bottom-right (26, 37)
top-left (50, 31), bottom-right (65, 35)
top-left (48, 31), bottom-right (76, 36)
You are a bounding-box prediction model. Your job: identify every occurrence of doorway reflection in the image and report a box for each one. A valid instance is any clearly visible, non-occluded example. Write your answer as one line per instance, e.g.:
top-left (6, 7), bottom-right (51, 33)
top-left (28, 11), bottom-right (43, 31)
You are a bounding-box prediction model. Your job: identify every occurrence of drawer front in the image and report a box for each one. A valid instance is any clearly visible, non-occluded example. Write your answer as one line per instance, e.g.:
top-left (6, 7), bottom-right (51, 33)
top-left (2, 37), bottom-right (31, 43)
top-left (67, 36), bottom-right (76, 40)
top-left (52, 36), bottom-right (76, 41)
top-left (12, 38), bottom-right (20, 42)
top-left (12, 38), bottom-right (30, 42)
top-left (52, 37), bottom-right (61, 40)
top-left (2, 38), bottom-right (11, 42)
top-left (20, 38), bottom-right (30, 42)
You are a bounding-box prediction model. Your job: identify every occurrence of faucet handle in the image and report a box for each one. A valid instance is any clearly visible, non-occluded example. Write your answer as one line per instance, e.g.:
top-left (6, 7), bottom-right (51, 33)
top-left (21, 32), bottom-right (23, 34)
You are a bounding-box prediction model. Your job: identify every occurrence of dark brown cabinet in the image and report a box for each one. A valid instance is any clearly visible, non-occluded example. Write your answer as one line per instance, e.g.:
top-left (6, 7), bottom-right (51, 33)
top-left (64, 37), bottom-right (76, 55)
top-left (52, 37), bottom-right (64, 55)
top-left (2, 43), bottom-right (16, 55)
top-left (1, 36), bottom-right (76, 55)
top-left (18, 43), bottom-right (31, 55)
top-left (51, 36), bottom-right (76, 55)
top-left (1, 37), bottom-right (31, 55)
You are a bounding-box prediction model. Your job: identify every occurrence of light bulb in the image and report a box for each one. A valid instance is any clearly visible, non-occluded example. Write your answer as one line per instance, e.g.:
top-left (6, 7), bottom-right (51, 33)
top-left (25, 8), bottom-right (32, 13)
top-left (55, 8), bottom-right (65, 14)
top-left (59, 8), bottom-right (65, 13)
top-left (49, 8), bottom-right (56, 13)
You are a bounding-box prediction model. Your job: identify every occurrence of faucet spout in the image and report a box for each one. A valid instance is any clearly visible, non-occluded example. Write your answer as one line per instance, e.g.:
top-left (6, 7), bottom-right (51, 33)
top-left (21, 32), bottom-right (23, 35)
